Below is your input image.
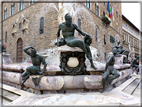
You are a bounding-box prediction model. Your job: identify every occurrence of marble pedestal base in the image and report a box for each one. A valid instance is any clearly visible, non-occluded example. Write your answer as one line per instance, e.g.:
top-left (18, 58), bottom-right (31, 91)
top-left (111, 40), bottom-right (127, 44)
top-left (58, 45), bottom-right (87, 75)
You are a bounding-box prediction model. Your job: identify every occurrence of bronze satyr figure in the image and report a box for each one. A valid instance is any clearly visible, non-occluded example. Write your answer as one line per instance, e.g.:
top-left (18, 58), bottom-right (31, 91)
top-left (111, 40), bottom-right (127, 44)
top-left (56, 13), bottom-right (97, 69)
top-left (100, 48), bottom-right (120, 93)
top-left (115, 40), bottom-right (128, 55)
top-left (21, 46), bottom-right (47, 86)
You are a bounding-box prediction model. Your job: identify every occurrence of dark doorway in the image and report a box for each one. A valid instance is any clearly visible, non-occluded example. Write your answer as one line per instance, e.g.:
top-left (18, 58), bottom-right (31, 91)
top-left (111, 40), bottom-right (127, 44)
top-left (16, 38), bottom-right (23, 62)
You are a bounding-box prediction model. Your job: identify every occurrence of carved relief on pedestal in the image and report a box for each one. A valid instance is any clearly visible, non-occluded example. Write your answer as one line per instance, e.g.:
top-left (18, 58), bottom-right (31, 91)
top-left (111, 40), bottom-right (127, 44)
top-left (60, 51), bottom-right (86, 75)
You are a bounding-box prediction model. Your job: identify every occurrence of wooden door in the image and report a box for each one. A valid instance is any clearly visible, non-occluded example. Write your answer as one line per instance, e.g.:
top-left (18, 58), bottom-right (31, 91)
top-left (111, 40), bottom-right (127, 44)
top-left (16, 38), bottom-right (23, 62)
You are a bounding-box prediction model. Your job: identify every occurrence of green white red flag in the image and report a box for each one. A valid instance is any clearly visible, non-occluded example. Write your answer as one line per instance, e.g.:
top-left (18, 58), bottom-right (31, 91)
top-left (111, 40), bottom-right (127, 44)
top-left (110, 4), bottom-right (114, 19)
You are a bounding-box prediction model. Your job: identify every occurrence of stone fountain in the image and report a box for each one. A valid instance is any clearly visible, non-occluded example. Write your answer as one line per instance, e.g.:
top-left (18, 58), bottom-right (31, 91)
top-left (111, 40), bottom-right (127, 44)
top-left (1, 3), bottom-right (133, 95)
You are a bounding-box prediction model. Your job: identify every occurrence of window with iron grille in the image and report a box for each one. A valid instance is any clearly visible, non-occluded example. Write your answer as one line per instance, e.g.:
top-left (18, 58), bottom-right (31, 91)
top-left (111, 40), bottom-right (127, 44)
top-left (40, 17), bottom-right (44, 34)
top-left (95, 28), bottom-right (97, 41)
top-left (5, 32), bottom-right (7, 43)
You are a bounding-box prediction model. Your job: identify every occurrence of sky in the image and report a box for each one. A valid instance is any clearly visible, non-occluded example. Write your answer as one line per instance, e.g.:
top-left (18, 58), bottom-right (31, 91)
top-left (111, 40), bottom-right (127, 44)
top-left (121, 2), bottom-right (141, 30)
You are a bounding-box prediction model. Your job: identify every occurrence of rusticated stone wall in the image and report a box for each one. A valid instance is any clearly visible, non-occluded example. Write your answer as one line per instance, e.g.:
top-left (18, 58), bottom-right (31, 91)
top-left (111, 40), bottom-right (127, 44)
top-left (2, 1), bottom-right (122, 63)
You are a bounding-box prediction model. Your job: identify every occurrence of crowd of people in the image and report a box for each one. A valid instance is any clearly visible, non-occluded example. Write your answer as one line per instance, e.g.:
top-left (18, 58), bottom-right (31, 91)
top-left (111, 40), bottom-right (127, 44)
top-left (127, 56), bottom-right (140, 74)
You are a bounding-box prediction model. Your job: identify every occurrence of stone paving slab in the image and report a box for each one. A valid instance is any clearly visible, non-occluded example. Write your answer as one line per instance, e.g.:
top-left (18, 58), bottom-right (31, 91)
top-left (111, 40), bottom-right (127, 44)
top-left (123, 78), bottom-right (141, 95)
top-left (132, 81), bottom-right (141, 97)
top-left (3, 89), bottom-right (20, 101)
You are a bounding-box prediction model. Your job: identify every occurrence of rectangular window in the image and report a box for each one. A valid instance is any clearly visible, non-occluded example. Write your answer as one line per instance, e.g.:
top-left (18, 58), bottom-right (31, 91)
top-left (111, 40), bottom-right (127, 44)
top-left (19, 23), bottom-right (22, 29)
top-left (85, 0), bottom-right (90, 8)
top-left (19, 0), bottom-right (24, 11)
top-left (4, 11), bottom-right (7, 20)
top-left (95, 3), bottom-right (99, 16)
top-left (40, 17), bottom-right (44, 34)
top-left (116, 11), bottom-right (118, 18)
top-left (104, 35), bottom-right (106, 44)
top-left (11, 5), bottom-right (15, 15)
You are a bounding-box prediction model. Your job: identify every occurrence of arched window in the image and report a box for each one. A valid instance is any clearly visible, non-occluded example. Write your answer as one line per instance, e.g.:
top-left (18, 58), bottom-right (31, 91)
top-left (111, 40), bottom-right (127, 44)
top-left (11, 4), bottom-right (15, 15)
top-left (4, 9), bottom-right (7, 20)
top-left (78, 18), bottom-right (81, 35)
top-left (95, 27), bottom-right (97, 41)
top-left (19, 0), bottom-right (24, 11)
top-left (5, 32), bottom-right (7, 43)
top-left (40, 17), bottom-right (44, 34)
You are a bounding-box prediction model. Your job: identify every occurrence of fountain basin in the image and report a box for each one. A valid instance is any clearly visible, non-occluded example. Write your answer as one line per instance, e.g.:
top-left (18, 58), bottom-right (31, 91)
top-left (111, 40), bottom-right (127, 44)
top-left (1, 63), bottom-right (131, 75)
top-left (2, 68), bottom-right (133, 91)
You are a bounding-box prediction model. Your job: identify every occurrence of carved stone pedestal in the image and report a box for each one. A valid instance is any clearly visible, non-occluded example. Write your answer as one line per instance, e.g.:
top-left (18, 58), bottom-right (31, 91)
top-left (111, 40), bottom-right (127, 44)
top-left (58, 45), bottom-right (87, 75)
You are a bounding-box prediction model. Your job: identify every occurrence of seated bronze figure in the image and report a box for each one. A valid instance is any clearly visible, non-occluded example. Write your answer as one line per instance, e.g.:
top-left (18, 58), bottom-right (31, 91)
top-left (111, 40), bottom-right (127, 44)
top-left (100, 48), bottom-right (120, 93)
top-left (56, 13), bottom-right (97, 69)
top-left (21, 46), bottom-right (47, 86)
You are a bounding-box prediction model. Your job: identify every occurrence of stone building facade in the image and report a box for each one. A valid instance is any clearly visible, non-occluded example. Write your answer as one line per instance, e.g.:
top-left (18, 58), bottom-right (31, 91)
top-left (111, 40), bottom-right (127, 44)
top-left (2, 0), bottom-right (123, 63)
top-left (122, 15), bottom-right (141, 61)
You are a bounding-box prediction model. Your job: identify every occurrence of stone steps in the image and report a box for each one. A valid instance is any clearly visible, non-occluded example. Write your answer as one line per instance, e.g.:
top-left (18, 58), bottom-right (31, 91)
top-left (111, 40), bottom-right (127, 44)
top-left (2, 89), bottom-right (20, 105)
top-left (122, 78), bottom-right (141, 95)
top-left (2, 98), bottom-right (11, 105)
top-left (132, 81), bottom-right (142, 97)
